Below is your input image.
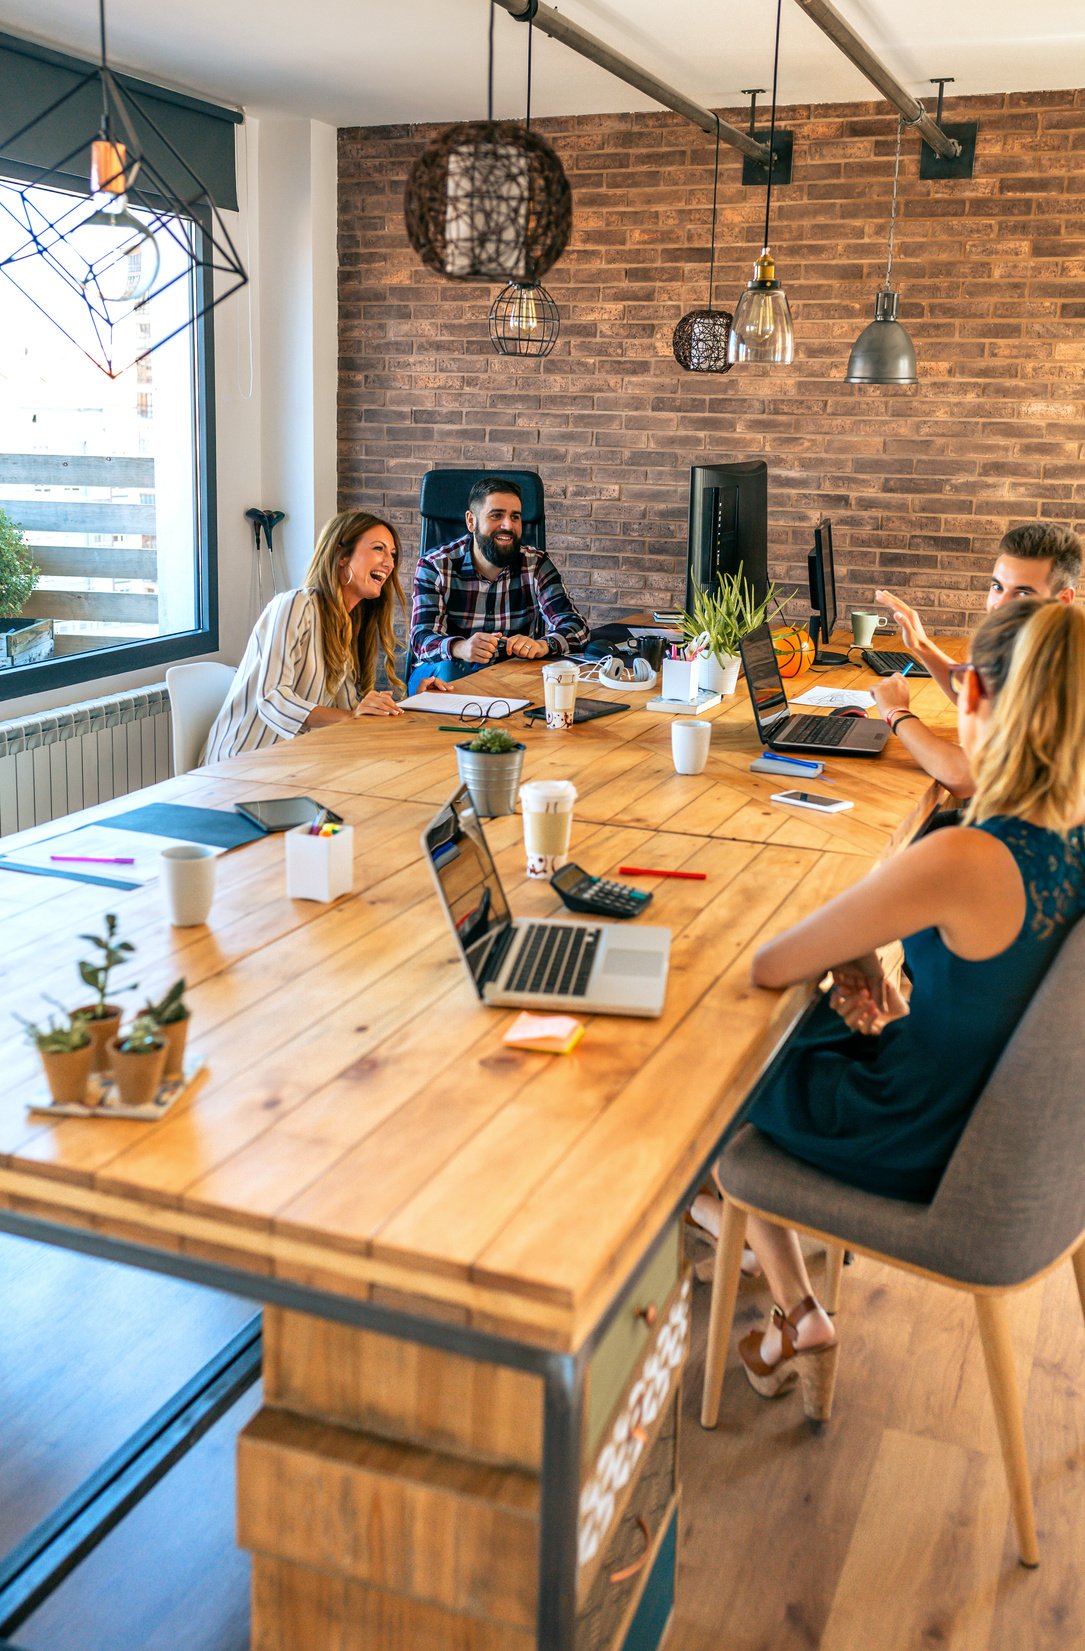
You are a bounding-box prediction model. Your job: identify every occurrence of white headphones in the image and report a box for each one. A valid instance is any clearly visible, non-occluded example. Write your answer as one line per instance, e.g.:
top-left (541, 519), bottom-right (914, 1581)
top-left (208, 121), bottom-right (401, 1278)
top-left (596, 654), bottom-right (658, 692)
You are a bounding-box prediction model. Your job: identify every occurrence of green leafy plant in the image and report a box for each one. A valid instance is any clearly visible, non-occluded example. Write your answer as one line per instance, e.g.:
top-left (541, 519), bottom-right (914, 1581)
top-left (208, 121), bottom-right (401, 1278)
top-left (15, 1001), bottom-right (91, 1053)
top-left (141, 979), bottom-right (189, 1026)
top-left (77, 913), bottom-right (136, 1019)
top-left (116, 1014), bottom-right (164, 1056)
top-left (465, 727), bottom-right (522, 754)
top-left (680, 562), bottom-right (790, 662)
top-left (0, 507), bottom-right (39, 617)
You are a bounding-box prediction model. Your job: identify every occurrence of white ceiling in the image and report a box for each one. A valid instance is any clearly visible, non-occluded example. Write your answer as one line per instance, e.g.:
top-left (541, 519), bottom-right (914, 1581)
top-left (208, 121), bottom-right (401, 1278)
top-left (0, 1), bottom-right (1081, 126)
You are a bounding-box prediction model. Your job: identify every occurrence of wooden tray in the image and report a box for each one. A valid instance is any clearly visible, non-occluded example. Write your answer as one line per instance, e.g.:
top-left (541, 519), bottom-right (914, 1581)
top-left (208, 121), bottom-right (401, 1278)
top-left (27, 1063), bottom-right (207, 1121)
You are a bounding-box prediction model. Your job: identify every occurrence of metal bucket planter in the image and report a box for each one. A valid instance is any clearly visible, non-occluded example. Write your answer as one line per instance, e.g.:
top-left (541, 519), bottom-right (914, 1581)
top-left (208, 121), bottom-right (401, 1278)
top-left (454, 742), bottom-right (526, 817)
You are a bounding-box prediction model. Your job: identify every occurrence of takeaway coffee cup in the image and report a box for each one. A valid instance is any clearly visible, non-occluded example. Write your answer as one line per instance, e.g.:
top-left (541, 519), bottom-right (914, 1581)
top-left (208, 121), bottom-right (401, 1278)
top-left (519, 778), bottom-right (577, 879)
top-left (851, 610), bottom-right (890, 648)
top-left (671, 719), bottom-right (712, 775)
top-left (159, 843), bottom-right (215, 926)
top-left (541, 661), bottom-right (579, 729)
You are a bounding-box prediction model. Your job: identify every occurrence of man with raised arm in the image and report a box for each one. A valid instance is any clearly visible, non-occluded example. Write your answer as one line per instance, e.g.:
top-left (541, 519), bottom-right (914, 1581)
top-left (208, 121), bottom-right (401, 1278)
top-left (872, 523), bottom-right (1081, 797)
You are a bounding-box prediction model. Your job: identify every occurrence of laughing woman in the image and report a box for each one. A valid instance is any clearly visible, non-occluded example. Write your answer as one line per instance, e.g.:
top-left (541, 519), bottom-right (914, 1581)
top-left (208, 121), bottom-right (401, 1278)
top-left (202, 511), bottom-right (444, 763)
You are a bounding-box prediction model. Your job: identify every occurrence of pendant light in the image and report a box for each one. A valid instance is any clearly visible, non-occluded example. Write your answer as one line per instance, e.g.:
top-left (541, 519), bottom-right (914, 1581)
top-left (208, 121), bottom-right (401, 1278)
top-left (727, 0), bottom-right (793, 366)
top-left (490, 2), bottom-right (560, 357)
top-left (405, 1), bottom-right (571, 285)
top-left (672, 117), bottom-right (732, 373)
top-left (846, 116), bottom-right (917, 385)
top-left (0, 0), bottom-right (247, 378)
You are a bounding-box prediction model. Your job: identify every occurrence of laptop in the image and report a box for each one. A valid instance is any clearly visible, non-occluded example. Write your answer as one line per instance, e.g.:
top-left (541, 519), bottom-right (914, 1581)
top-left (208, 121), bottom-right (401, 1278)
top-left (422, 785), bottom-right (671, 1017)
top-left (738, 623), bottom-right (889, 757)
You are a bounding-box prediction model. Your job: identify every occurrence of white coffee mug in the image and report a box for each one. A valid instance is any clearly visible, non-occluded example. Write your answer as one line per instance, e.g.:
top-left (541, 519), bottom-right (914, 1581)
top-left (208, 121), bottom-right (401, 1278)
top-left (159, 844), bottom-right (215, 926)
top-left (672, 720), bottom-right (712, 775)
top-left (851, 610), bottom-right (890, 648)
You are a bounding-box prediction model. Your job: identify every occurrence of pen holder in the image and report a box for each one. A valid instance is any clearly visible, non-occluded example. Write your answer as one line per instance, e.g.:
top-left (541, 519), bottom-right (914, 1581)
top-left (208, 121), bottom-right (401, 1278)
top-left (285, 823), bottom-right (353, 902)
top-left (661, 657), bottom-right (699, 703)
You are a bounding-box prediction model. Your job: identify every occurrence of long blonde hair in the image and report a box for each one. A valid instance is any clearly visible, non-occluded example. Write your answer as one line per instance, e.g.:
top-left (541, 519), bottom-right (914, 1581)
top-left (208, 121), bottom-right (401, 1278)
top-left (965, 600), bottom-right (1085, 833)
top-left (303, 511), bottom-right (406, 696)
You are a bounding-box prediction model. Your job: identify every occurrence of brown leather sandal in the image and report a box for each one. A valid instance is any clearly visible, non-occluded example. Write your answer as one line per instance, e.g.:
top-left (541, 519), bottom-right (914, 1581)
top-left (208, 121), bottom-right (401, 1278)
top-left (738, 1295), bottom-right (839, 1423)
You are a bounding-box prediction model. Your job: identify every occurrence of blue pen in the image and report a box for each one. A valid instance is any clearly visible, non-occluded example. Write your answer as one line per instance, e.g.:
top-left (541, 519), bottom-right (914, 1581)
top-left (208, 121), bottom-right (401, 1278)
top-left (762, 748), bottom-right (819, 770)
top-left (900, 661), bottom-right (915, 677)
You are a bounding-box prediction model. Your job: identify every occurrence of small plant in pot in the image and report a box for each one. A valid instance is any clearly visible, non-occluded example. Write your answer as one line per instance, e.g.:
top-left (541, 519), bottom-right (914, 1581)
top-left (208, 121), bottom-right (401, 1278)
top-left (16, 1002), bottom-right (94, 1106)
top-left (455, 726), bottom-right (526, 817)
top-left (680, 562), bottom-right (786, 696)
top-left (109, 1014), bottom-right (168, 1109)
top-left (0, 506), bottom-right (52, 670)
top-left (75, 913), bottom-right (136, 1075)
top-left (141, 979), bottom-right (190, 1081)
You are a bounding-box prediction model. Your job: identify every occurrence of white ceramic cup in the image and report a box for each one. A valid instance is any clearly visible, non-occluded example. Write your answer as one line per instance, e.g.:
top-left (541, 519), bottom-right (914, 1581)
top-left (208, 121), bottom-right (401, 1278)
top-left (519, 778), bottom-right (577, 878)
top-left (671, 720), bottom-right (712, 775)
top-left (541, 661), bottom-right (579, 729)
top-left (159, 843), bottom-right (215, 926)
top-left (851, 610), bottom-right (890, 647)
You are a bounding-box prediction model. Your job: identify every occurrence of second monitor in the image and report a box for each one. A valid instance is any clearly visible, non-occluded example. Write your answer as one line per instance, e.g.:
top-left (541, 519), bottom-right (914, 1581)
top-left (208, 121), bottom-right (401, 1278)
top-left (807, 519), bottom-right (851, 665)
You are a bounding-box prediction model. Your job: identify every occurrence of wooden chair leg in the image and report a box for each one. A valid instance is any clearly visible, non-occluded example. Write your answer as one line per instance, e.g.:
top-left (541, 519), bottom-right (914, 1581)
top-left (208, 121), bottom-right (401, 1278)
top-left (1070, 1243), bottom-right (1085, 1332)
top-left (822, 1243), bottom-right (845, 1316)
top-left (973, 1293), bottom-right (1039, 1568)
top-left (700, 1199), bottom-right (748, 1430)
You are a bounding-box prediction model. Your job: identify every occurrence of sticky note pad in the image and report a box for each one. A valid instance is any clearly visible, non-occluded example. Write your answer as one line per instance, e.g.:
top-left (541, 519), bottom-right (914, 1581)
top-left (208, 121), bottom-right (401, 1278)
top-left (502, 1012), bottom-right (585, 1055)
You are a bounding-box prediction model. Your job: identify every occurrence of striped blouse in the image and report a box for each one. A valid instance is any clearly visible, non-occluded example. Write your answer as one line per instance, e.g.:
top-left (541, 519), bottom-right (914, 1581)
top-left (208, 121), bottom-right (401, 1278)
top-left (200, 589), bottom-right (359, 764)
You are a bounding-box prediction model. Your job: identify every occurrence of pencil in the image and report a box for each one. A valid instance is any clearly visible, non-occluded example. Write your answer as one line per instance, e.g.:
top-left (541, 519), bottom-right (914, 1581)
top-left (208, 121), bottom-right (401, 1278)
top-left (618, 866), bottom-right (707, 880)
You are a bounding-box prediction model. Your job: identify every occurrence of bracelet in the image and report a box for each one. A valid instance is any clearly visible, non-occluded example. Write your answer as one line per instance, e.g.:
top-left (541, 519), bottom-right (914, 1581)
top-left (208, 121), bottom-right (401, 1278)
top-left (888, 710), bottom-right (918, 733)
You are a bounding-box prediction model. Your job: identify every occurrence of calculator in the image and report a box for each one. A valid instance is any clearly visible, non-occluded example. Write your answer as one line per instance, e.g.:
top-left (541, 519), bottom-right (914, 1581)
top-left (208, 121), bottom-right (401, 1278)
top-left (550, 863), bottom-right (653, 919)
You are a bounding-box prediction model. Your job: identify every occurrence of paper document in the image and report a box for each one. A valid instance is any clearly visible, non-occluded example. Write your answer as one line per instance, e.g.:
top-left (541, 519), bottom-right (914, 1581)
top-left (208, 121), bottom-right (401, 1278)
top-left (399, 692), bottom-right (529, 717)
top-left (0, 823), bottom-right (225, 886)
top-left (790, 687), bottom-right (875, 710)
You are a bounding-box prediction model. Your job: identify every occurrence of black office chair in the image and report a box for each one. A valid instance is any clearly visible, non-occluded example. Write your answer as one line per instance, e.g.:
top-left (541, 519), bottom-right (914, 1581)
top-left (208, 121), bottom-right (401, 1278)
top-left (417, 467), bottom-right (546, 557)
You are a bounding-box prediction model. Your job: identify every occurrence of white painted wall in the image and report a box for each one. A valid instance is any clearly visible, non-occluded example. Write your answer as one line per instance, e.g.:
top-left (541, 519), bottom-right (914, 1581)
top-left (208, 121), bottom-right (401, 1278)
top-left (0, 109), bottom-right (339, 721)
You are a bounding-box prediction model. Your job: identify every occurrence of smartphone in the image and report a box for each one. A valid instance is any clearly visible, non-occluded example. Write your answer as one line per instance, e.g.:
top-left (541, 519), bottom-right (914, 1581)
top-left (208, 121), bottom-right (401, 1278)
top-left (770, 790), bottom-right (854, 814)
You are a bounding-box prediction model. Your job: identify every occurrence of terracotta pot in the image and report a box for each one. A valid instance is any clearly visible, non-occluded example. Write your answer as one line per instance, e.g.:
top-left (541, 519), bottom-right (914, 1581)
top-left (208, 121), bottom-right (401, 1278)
top-left (39, 1042), bottom-right (94, 1106)
top-left (108, 1036), bottom-right (168, 1109)
top-left (156, 1017), bottom-right (190, 1081)
top-left (75, 1005), bottom-right (122, 1076)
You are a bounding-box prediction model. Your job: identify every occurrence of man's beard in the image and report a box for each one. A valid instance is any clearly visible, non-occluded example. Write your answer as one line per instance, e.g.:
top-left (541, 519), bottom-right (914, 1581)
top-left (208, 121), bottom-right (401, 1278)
top-left (476, 529), bottom-right (521, 569)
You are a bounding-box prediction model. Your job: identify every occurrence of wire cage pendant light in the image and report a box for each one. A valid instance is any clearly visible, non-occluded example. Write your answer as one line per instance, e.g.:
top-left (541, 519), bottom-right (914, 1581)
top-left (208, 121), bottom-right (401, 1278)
top-left (405, 1), bottom-right (571, 286)
top-left (672, 115), bottom-right (732, 373)
top-left (728, 0), bottom-right (793, 366)
top-left (0, 0), bottom-right (247, 378)
top-left (846, 115), bottom-right (917, 384)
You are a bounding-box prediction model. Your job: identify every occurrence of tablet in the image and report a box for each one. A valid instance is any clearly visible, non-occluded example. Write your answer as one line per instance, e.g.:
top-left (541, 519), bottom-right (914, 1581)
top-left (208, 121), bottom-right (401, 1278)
top-left (524, 697), bottom-right (631, 724)
top-left (234, 797), bottom-right (343, 833)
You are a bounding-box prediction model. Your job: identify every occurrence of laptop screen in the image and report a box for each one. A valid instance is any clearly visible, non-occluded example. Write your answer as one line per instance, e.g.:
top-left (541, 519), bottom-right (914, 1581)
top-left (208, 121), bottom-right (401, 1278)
top-left (423, 785), bottom-right (512, 991)
top-left (739, 622), bottom-right (790, 738)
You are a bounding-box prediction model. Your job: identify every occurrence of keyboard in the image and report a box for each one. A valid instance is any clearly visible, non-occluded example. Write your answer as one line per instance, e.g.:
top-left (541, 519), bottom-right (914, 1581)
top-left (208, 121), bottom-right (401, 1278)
top-left (779, 714), bottom-right (854, 747)
top-left (862, 649), bottom-right (931, 678)
top-left (507, 921), bottom-right (601, 997)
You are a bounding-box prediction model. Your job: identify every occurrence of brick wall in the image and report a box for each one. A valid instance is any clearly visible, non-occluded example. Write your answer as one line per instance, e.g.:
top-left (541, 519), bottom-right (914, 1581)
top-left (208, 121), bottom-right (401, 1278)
top-left (338, 89), bottom-right (1085, 637)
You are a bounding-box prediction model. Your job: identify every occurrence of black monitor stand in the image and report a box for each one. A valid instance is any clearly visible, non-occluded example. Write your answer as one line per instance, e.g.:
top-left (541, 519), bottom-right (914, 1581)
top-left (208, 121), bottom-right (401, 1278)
top-left (808, 611), bottom-right (851, 667)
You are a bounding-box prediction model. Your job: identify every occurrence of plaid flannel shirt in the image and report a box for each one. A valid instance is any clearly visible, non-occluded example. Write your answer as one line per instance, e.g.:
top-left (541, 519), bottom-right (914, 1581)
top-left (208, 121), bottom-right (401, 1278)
top-left (409, 535), bottom-right (589, 663)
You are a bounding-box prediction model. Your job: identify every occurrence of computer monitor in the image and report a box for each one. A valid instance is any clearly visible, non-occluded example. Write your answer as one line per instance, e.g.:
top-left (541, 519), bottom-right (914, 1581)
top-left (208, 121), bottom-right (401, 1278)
top-left (807, 520), bottom-right (850, 665)
top-left (686, 462), bottom-right (769, 612)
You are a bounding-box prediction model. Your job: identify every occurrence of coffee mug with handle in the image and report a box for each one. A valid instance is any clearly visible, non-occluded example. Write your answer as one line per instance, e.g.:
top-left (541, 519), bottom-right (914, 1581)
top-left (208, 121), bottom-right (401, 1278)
top-left (851, 610), bottom-right (890, 648)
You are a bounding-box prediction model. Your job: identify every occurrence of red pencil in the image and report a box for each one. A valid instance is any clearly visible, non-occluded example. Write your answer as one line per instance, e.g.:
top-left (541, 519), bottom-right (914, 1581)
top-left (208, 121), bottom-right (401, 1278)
top-left (618, 866), bottom-right (707, 880)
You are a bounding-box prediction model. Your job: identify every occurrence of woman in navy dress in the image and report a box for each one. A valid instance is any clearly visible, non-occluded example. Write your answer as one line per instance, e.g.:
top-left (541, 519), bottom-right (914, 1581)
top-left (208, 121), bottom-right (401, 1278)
top-left (728, 599), bottom-right (1085, 1412)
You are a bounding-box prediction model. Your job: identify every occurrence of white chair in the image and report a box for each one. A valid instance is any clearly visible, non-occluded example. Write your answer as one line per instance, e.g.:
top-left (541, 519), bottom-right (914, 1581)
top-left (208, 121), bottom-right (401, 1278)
top-left (165, 662), bottom-right (235, 773)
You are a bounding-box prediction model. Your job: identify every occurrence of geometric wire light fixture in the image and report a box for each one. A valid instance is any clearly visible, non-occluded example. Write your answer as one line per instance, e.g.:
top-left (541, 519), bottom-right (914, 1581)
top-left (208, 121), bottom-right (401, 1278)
top-left (0, 0), bottom-right (247, 379)
top-left (404, 0), bottom-right (571, 285)
top-left (845, 115), bottom-right (918, 384)
top-left (672, 115), bottom-right (732, 373)
top-left (489, 0), bottom-right (560, 357)
top-left (727, 0), bottom-right (794, 366)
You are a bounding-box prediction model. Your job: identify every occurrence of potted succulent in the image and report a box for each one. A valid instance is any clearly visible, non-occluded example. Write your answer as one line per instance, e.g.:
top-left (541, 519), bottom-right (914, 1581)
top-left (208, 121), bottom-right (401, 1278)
top-left (75, 913), bottom-right (136, 1075)
top-left (16, 1002), bottom-right (94, 1106)
top-left (455, 726), bottom-right (526, 817)
top-left (0, 506), bottom-right (52, 670)
top-left (108, 1014), bottom-right (168, 1108)
top-left (680, 562), bottom-right (784, 696)
top-left (141, 979), bottom-right (190, 1080)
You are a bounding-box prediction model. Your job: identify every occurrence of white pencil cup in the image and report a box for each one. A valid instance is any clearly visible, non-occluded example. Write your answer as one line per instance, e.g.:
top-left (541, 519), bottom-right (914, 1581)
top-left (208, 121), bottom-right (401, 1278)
top-left (661, 657), bottom-right (699, 703)
top-left (285, 823), bottom-right (354, 902)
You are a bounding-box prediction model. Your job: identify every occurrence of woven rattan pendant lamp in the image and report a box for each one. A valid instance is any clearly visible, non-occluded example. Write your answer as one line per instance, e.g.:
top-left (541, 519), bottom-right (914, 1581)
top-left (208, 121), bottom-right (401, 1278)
top-left (727, 0), bottom-right (793, 365)
top-left (672, 116), bottom-right (732, 373)
top-left (846, 115), bottom-right (917, 384)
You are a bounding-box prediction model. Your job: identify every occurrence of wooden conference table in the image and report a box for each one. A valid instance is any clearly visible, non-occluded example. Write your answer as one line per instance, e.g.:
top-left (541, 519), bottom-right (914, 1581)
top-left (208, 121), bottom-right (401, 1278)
top-left (0, 649), bottom-right (957, 1651)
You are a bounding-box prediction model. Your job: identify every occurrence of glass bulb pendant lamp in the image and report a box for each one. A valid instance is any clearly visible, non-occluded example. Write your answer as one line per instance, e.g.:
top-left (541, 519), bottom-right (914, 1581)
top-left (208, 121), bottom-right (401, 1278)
top-left (727, 0), bottom-right (793, 366)
top-left (846, 116), bottom-right (917, 385)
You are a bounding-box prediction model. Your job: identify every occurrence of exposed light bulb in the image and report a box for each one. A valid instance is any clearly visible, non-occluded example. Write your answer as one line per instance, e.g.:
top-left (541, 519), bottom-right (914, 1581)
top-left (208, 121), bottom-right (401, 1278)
top-left (508, 287), bottom-right (539, 332)
top-left (74, 136), bottom-right (160, 305)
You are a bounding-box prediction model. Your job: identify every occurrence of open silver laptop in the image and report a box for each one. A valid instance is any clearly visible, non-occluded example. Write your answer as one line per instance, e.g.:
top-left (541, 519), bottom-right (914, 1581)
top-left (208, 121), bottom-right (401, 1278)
top-left (739, 622), bottom-right (889, 756)
top-left (422, 785), bottom-right (670, 1017)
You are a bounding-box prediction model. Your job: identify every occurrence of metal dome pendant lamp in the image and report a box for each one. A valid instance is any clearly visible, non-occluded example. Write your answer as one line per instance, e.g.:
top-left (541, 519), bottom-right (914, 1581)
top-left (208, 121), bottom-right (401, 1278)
top-left (727, 0), bottom-right (793, 366)
top-left (404, 0), bottom-right (571, 286)
top-left (672, 116), bottom-right (732, 373)
top-left (489, 1), bottom-right (560, 357)
top-left (846, 116), bottom-right (917, 385)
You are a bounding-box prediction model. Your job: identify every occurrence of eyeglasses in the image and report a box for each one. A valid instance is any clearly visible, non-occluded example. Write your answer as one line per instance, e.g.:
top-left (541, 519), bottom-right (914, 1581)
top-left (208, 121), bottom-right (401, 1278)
top-left (948, 661), bottom-right (988, 698)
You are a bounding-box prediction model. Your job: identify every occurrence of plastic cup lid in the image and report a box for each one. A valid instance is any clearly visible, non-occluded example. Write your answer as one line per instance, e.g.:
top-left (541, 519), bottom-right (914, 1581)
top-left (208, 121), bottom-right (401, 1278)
top-left (519, 779), bottom-right (577, 806)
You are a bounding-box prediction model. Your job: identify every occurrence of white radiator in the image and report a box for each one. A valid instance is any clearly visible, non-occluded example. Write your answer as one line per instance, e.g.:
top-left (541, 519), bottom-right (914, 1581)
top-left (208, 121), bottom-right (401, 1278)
top-left (0, 684), bottom-right (172, 837)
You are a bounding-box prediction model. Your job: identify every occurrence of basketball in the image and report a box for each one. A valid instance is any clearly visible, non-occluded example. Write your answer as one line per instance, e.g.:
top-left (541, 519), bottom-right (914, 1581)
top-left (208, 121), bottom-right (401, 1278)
top-left (772, 624), bottom-right (815, 679)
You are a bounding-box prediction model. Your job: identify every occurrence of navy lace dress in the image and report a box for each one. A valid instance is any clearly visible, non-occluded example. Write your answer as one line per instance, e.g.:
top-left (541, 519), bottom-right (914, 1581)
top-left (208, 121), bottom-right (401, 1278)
top-left (746, 818), bottom-right (1085, 1202)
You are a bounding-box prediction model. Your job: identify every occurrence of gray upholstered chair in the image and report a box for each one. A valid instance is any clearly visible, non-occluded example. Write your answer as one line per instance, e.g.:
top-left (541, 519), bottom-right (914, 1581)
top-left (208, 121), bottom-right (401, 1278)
top-left (700, 917), bottom-right (1085, 1569)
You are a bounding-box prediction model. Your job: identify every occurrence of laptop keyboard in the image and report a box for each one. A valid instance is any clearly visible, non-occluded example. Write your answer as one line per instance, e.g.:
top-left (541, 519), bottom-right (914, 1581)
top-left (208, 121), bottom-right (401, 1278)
top-left (862, 649), bottom-right (931, 677)
top-left (507, 922), bottom-right (601, 996)
top-left (782, 714), bottom-right (853, 746)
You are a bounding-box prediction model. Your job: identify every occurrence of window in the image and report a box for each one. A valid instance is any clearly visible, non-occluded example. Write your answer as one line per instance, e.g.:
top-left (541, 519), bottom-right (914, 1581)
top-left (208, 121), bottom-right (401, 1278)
top-left (0, 182), bottom-right (217, 699)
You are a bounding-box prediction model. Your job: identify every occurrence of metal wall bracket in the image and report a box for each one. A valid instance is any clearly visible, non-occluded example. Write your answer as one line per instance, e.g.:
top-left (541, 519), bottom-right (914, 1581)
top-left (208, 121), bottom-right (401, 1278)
top-left (742, 129), bottom-right (794, 188)
top-left (919, 120), bottom-right (977, 179)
